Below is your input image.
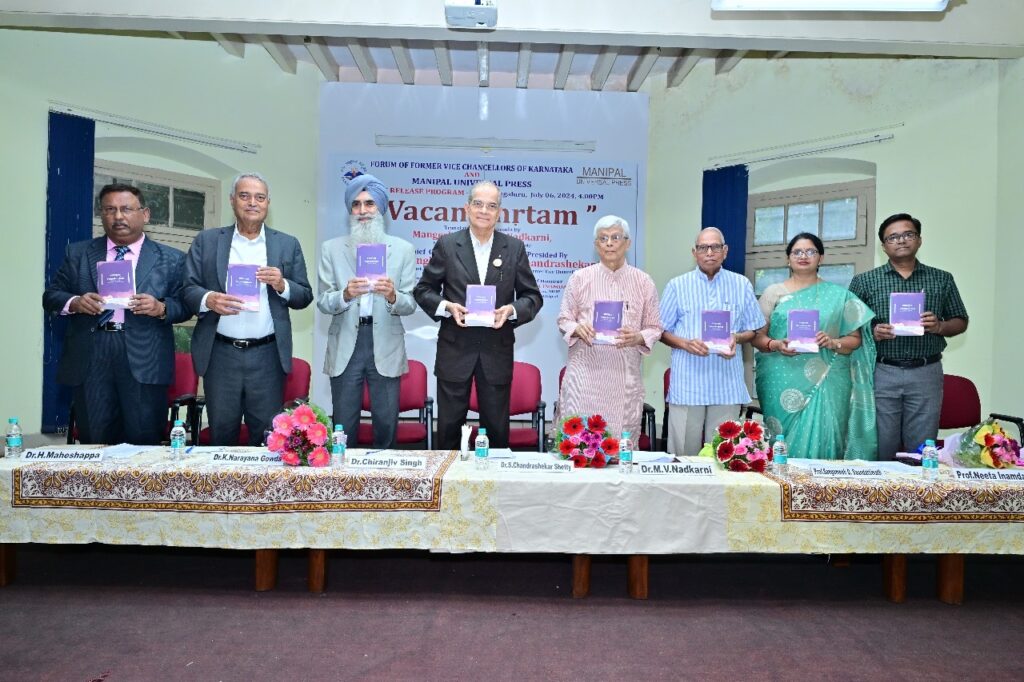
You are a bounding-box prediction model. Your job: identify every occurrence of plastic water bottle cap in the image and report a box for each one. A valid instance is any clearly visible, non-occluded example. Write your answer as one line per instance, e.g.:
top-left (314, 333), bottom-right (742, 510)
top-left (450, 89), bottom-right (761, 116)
top-left (775, 434), bottom-right (785, 441)
top-left (335, 424), bottom-right (343, 431)
top-left (479, 428), bottom-right (487, 435)
top-left (622, 431), bottom-right (631, 438)
top-left (8, 417), bottom-right (17, 424)
top-left (174, 420), bottom-right (184, 426)
top-left (925, 439), bottom-right (936, 446)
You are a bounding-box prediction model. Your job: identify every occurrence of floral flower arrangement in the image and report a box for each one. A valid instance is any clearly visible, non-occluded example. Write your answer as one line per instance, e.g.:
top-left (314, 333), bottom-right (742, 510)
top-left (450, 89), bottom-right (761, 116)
top-left (947, 419), bottom-right (1021, 469)
top-left (698, 419), bottom-right (771, 472)
top-left (552, 414), bottom-right (619, 468)
top-left (265, 402), bottom-right (332, 467)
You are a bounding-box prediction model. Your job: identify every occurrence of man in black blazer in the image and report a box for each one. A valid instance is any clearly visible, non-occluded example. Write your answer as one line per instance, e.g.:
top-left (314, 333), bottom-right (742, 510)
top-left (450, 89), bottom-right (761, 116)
top-left (182, 173), bottom-right (313, 446)
top-left (414, 180), bottom-right (543, 449)
top-left (42, 184), bottom-right (190, 445)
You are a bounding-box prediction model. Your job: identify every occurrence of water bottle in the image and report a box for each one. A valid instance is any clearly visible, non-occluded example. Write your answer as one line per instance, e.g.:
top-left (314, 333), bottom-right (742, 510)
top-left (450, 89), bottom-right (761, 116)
top-left (772, 434), bottom-right (788, 475)
top-left (921, 439), bottom-right (939, 480)
top-left (474, 427), bottom-right (490, 470)
top-left (331, 424), bottom-right (347, 467)
top-left (619, 431), bottom-right (633, 474)
top-left (169, 420), bottom-right (187, 460)
top-left (5, 417), bottom-right (23, 458)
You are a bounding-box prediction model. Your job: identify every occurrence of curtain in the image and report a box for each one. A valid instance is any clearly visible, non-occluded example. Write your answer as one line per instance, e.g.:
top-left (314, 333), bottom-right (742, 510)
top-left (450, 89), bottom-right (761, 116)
top-left (42, 112), bottom-right (95, 433)
top-left (701, 164), bottom-right (749, 275)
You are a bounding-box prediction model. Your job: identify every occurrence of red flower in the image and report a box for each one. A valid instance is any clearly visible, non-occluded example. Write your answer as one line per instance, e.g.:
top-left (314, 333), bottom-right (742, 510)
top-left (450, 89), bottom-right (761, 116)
top-left (587, 414), bottom-right (607, 433)
top-left (743, 421), bottom-right (763, 441)
top-left (564, 417), bottom-right (585, 436)
top-left (716, 441), bottom-right (735, 462)
top-left (729, 459), bottom-right (750, 472)
top-left (571, 453), bottom-right (589, 468)
top-left (559, 439), bottom-right (577, 456)
top-left (601, 437), bottom-right (620, 456)
top-left (717, 421), bottom-right (742, 440)
top-left (749, 458), bottom-right (767, 473)
top-left (591, 452), bottom-right (607, 468)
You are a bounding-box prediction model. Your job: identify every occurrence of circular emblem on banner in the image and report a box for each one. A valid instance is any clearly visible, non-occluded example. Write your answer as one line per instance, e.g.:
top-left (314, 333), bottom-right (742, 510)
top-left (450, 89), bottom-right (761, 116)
top-left (341, 160), bottom-right (368, 184)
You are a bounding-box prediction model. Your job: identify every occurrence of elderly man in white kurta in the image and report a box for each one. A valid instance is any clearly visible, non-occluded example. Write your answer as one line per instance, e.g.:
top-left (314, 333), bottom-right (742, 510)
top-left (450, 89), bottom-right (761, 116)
top-left (556, 215), bottom-right (662, 440)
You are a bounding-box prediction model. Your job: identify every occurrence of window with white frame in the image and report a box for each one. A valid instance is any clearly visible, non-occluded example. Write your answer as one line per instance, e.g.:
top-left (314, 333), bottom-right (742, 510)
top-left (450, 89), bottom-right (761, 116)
top-left (745, 179), bottom-right (875, 295)
top-left (92, 160), bottom-right (221, 251)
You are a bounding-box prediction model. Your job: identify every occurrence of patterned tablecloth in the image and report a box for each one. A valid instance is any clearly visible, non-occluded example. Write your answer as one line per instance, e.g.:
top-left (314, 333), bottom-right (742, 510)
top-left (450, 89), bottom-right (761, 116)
top-left (3, 452), bottom-right (1024, 555)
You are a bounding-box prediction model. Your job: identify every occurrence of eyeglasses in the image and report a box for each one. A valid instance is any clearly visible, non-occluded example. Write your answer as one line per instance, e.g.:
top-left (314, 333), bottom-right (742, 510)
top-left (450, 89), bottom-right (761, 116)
top-left (235, 192), bottom-right (268, 203)
top-left (351, 200), bottom-right (376, 210)
top-left (791, 248), bottom-right (820, 258)
top-left (100, 206), bottom-right (146, 217)
top-left (695, 244), bottom-right (725, 254)
top-left (596, 234), bottom-right (627, 244)
top-left (470, 200), bottom-right (500, 212)
top-left (883, 230), bottom-right (919, 244)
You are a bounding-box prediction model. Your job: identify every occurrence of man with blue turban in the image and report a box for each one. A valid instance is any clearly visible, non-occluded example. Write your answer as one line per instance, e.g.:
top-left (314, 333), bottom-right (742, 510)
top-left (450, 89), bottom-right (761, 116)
top-left (317, 173), bottom-right (417, 448)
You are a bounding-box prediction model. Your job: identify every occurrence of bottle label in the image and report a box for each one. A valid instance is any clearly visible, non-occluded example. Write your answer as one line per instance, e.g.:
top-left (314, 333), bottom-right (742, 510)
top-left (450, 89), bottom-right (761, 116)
top-left (774, 451), bottom-right (788, 465)
top-left (7, 435), bottom-right (22, 448)
top-left (171, 434), bottom-right (185, 449)
top-left (620, 450), bottom-right (632, 464)
top-left (475, 444), bottom-right (488, 458)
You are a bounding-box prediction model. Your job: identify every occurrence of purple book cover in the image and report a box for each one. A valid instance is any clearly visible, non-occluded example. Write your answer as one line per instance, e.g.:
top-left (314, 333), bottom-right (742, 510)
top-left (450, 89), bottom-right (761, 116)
top-left (465, 284), bottom-right (496, 327)
top-left (787, 309), bottom-right (820, 353)
top-left (226, 264), bottom-right (260, 312)
top-left (890, 292), bottom-right (925, 336)
top-left (356, 243), bottom-right (387, 280)
top-left (701, 310), bottom-right (732, 353)
top-left (96, 260), bottom-right (134, 309)
top-left (592, 300), bottom-right (624, 345)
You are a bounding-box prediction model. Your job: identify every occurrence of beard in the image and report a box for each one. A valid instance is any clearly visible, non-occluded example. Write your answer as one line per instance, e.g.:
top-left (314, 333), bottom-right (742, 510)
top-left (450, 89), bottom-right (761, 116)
top-left (349, 213), bottom-right (387, 246)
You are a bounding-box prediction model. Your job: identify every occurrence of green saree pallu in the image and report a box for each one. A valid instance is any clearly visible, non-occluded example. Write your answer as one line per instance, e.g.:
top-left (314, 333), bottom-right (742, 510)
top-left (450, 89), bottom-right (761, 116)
top-left (755, 282), bottom-right (878, 461)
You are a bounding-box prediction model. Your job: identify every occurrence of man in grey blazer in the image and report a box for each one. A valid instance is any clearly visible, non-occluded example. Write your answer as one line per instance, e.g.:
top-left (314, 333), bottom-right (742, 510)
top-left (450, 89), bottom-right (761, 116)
top-left (42, 183), bottom-right (191, 445)
top-left (318, 174), bottom-right (417, 447)
top-left (182, 173), bottom-right (313, 446)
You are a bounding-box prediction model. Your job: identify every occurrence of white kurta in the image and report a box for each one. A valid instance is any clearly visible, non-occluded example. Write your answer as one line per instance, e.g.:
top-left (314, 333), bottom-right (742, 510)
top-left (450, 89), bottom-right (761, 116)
top-left (556, 263), bottom-right (662, 440)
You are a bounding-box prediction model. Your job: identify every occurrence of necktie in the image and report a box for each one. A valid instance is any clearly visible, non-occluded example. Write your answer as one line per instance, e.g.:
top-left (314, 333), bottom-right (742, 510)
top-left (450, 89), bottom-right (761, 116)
top-left (97, 245), bottom-right (132, 327)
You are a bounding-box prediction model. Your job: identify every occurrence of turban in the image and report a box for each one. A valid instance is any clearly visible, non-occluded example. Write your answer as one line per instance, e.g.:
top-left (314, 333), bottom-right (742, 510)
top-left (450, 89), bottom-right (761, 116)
top-left (345, 174), bottom-right (388, 214)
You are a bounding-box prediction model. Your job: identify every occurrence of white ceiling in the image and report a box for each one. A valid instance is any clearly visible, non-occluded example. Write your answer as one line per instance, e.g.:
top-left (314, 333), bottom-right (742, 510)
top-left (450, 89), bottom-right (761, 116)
top-left (3, 1), bottom-right (1024, 91)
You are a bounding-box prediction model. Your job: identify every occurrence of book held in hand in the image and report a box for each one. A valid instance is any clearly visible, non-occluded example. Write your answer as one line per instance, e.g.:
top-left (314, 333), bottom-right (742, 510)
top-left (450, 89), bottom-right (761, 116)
top-left (465, 284), bottom-right (497, 327)
top-left (787, 309), bottom-right (820, 353)
top-left (592, 300), bottom-right (624, 345)
top-left (96, 260), bottom-right (134, 309)
top-left (226, 264), bottom-right (260, 312)
top-left (890, 292), bottom-right (925, 336)
top-left (356, 243), bottom-right (387, 283)
top-left (701, 310), bottom-right (732, 354)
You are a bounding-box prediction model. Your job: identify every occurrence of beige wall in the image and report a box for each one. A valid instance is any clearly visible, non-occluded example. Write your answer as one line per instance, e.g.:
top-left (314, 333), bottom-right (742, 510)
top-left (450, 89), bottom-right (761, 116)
top-left (1, 27), bottom-right (1019, 434)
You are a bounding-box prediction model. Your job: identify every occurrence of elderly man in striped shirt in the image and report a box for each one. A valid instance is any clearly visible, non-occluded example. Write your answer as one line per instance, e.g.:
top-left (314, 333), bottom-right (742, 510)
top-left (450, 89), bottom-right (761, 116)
top-left (659, 227), bottom-right (765, 456)
top-left (556, 215), bottom-right (663, 441)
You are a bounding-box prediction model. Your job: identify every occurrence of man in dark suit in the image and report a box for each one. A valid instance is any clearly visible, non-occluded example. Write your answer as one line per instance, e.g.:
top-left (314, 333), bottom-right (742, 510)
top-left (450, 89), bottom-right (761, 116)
top-left (414, 180), bottom-right (543, 449)
top-left (182, 173), bottom-right (313, 446)
top-left (42, 183), bottom-right (191, 445)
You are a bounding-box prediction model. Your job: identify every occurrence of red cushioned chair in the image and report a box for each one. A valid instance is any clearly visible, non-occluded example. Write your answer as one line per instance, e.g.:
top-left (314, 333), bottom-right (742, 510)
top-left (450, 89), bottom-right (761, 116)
top-left (67, 351), bottom-right (201, 445)
top-left (356, 359), bottom-right (434, 449)
top-left (938, 373), bottom-right (1024, 447)
top-left (469, 361), bottom-right (545, 451)
top-left (555, 366), bottom-right (655, 451)
top-left (197, 358), bottom-right (312, 446)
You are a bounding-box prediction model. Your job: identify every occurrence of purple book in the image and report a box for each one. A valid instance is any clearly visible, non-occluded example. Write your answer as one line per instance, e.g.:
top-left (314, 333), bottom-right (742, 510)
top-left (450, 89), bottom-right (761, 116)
top-left (787, 309), bottom-right (820, 353)
top-left (890, 292), bottom-right (925, 336)
top-left (701, 310), bottom-right (732, 354)
top-left (356, 243), bottom-right (387, 281)
top-left (96, 260), bottom-right (134, 309)
top-left (592, 300), bottom-right (624, 345)
top-left (465, 284), bottom-right (496, 327)
top-left (226, 264), bottom-right (260, 312)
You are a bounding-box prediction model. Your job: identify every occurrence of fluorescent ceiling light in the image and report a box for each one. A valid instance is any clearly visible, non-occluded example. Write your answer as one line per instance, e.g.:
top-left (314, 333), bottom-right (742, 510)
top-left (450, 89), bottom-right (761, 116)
top-left (375, 135), bottom-right (596, 153)
top-left (712, 0), bottom-right (949, 11)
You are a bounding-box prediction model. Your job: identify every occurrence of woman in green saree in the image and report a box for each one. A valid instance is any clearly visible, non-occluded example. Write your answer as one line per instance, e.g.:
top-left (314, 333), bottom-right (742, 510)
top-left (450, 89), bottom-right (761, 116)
top-left (753, 233), bottom-right (877, 460)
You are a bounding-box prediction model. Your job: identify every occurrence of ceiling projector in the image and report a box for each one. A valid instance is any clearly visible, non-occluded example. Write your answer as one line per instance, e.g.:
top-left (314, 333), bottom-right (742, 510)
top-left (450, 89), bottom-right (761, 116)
top-left (445, 0), bottom-right (498, 29)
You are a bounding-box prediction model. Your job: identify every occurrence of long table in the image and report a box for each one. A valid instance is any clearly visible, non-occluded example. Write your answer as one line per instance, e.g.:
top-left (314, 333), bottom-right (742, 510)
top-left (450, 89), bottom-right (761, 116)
top-left (3, 449), bottom-right (1022, 602)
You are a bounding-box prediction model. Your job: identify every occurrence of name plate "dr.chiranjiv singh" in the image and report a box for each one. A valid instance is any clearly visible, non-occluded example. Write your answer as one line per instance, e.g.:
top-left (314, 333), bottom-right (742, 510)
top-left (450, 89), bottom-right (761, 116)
top-left (346, 453), bottom-right (427, 470)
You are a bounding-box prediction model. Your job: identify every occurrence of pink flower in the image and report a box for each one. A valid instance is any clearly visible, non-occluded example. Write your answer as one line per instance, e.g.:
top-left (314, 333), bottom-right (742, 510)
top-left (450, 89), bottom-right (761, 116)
top-left (307, 446), bottom-right (330, 467)
top-left (266, 431), bottom-right (287, 452)
top-left (272, 413), bottom-right (294, 431)
top-left (280, 450), bottom-right (301, 466)
top-left (292, 404), bottom-right (317, 429)
top-left (569, 435), bottom-right (582, 446)
top-left (733, 444), bottom-right (748, 457)
top-left (306, 422), bottom-right (329, 446)
top-left (747, 448), bottom-right (767, 462)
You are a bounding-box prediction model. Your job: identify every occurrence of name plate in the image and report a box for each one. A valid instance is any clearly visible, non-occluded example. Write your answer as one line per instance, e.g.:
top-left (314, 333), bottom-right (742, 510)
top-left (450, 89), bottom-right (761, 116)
top-left (636, 461), bottom-right (716, 477)
top-left (809, 464), bottom-right (887, 479)
top-left (951, 468), bottom-right (1024, 484)
top-left (22, 448), bottom-right (103, 462)
top-left (346, 453), bottom-right (427, 470)
top-left (496, 459), bottom-right (573, 473)
top-left (208, 451), bottom-right (283, 466)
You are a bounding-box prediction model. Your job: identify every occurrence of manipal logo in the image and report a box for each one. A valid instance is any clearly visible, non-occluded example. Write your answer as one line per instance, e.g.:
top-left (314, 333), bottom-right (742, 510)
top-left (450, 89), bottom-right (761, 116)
top-left (580, 166), bottom-right (630, 179)
top-left (342, 160), bottom-right (368, 184)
